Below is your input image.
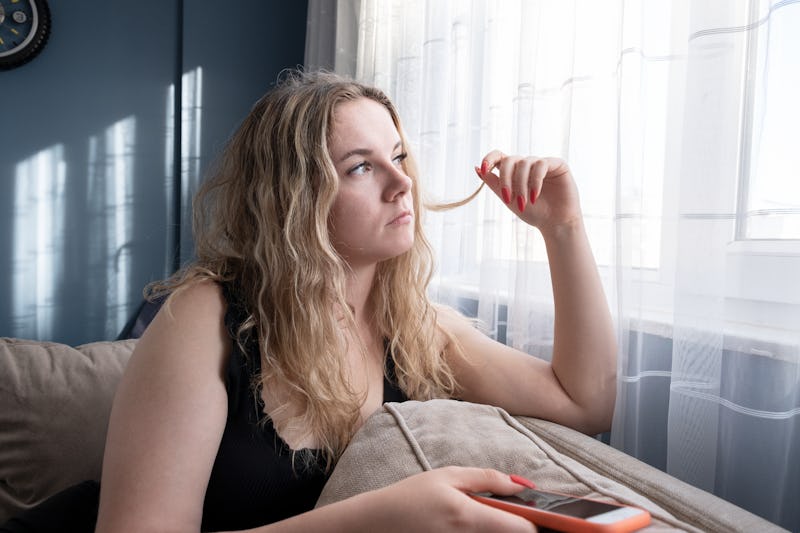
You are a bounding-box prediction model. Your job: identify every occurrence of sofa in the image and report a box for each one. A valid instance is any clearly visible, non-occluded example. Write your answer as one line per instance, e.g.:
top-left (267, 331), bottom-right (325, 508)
top-left (0, 337), bottom-right (788, 532)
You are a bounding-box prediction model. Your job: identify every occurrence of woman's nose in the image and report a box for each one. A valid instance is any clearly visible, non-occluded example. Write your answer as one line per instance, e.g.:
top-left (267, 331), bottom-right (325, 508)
top-left (384, 163), bottom-right (412, 201)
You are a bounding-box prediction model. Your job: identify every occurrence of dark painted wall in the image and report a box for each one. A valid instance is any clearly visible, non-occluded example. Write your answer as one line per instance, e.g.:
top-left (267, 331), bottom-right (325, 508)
top-left (0, 0), bottom-right (308, 345)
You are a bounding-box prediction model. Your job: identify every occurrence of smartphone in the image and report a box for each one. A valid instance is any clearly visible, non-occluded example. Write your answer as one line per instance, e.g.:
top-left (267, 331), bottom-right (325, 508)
top-left (471, 487), bottom-right (651, 532)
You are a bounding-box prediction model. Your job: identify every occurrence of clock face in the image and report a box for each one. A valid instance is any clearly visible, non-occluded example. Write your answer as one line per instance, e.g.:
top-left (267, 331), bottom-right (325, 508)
top-left (0, 0), bottom-right (51, 70)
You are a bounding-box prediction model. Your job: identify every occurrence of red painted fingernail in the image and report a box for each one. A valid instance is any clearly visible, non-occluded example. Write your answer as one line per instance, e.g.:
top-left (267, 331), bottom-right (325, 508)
top-left (481, 160), bottom-right (488, 174)
top-left (475, 166), bottom-right (482, 179)
top-left (501, 187), bottom-right (511, 204)
top-left (510, 474), bottom-right (537, 489)
top-left (516, 194), bottom-right (525, 212)
top-left (529, 188), bottom-right (537, 205)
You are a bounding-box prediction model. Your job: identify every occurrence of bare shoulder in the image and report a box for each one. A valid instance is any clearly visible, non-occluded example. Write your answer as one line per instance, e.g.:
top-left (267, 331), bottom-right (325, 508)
top-left (155, 279), bottom-right (227, 330)
top-left (128, 279), bottom-right (230, 381)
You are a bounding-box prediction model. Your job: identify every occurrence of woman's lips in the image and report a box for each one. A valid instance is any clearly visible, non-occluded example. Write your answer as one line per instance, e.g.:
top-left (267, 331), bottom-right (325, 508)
top-left (388, 211), bottom-right (413, 225)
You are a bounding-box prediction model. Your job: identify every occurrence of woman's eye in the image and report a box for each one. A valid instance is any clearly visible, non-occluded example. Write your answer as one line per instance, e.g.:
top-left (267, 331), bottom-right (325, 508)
top-left (348, 162), bottom-right (370, 175)
top-left (346, 153), bottom-right (406, 176)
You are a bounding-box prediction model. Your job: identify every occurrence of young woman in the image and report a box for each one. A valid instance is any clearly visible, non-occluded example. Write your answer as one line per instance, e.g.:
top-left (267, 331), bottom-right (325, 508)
top-left (93, 70), bottom-right (616, 532)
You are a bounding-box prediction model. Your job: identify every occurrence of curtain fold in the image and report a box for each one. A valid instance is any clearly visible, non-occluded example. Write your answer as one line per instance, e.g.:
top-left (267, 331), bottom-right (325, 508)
top-left (310, 1), bottom-right (800, 529)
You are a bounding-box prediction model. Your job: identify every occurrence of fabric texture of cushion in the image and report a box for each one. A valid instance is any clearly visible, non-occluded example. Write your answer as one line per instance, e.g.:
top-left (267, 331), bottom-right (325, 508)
top-left (317, 399), bottom-right (788, 533)
top-left (0, 338), bottom-right (136, 523)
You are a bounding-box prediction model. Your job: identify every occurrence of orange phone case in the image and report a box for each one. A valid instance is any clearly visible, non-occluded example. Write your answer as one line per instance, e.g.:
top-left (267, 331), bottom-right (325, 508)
top-left (471, 491), bottom-right (652, 533)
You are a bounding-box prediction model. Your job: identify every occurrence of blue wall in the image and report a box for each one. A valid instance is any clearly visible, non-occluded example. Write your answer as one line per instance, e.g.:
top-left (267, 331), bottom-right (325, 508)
top-left (0, 0), bottom-right (308, 345)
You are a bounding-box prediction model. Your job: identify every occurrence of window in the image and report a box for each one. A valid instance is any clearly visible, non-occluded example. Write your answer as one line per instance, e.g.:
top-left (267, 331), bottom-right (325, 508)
top-left (737, 0), bottom-right (800, 240)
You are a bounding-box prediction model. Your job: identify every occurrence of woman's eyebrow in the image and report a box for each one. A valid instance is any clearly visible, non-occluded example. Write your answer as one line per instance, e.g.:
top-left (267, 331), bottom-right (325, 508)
top-left (337, 141), bottom-right (403, 163)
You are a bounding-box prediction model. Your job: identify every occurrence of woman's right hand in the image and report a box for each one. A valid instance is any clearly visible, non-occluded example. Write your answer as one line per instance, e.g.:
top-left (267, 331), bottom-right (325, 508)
top-left (364, 466), bottom-right (538, 532)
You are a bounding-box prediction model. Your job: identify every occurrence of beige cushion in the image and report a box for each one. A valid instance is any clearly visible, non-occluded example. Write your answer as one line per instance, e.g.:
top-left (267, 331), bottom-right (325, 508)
top-left (317, 399), bottom-right (787, 533)
top-left (0, 337), bottom-right (136, 523)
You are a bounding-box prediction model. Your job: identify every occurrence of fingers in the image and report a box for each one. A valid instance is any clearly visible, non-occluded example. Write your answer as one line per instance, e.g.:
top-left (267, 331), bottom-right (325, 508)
top-left (511, 158), bottom-right (534, 211)
top-left (443, 467), bottom-right (539, 533)
top-left (442, 466), bottom-right (533, 496)
top-left (398, 467), bottom-right (538, 533)
top-left (475, 150), bottom-right (571, 216)
top-left (476, 152), bottom-right (551, 213)
top-left (474, 149), bottom-right (509, 204)
top-left (480, 149), bottom-right (506, 177)
top-left (529, 158), bottom-right (550, 206)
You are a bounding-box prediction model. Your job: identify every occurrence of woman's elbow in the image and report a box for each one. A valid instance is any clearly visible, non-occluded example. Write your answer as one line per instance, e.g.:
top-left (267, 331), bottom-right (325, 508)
top-left (576, 376), bottom-right (617, 435)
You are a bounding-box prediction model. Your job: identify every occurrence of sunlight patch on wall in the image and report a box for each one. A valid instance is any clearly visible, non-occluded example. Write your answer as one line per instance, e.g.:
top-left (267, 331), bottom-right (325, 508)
top-left (166, 66), bottom-right (204, 265)
top-left (181, 67), bottom-right (204, 200)
top-left (12, 145), bottom-right (66, 340)
top-left (87, 116), bottom-right (136, 338)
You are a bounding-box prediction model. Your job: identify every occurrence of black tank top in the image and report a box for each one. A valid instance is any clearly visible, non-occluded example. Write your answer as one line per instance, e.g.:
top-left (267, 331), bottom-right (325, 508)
top-left (200, 283), bottom-right (407, 532)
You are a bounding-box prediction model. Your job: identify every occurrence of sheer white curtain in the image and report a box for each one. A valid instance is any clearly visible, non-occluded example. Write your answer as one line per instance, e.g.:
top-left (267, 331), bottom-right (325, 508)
top-left (307, 1), bottom-right (800, 529)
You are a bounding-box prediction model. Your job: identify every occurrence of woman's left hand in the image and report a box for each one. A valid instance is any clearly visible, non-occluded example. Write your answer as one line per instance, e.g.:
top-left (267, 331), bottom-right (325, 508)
top-left (475, 150), bottom-right (581, 232)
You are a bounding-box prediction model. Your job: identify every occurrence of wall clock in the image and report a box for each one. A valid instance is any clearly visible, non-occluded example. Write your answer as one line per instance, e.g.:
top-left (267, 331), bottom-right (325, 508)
top-left (0, 0), bottom-right (51, 70)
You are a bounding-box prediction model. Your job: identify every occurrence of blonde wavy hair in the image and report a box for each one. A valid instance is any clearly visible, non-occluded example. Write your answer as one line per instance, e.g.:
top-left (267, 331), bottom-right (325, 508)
top-left (149, 70), bottom-right (462, 468)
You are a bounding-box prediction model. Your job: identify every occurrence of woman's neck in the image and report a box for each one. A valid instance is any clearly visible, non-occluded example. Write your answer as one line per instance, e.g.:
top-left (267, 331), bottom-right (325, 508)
top-left (344, 263), bottom-right (377, 322)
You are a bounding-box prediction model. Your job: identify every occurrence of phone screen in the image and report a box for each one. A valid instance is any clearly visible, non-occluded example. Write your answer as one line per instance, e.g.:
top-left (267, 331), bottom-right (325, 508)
top-left (491, 488), bottom-right (624, 518)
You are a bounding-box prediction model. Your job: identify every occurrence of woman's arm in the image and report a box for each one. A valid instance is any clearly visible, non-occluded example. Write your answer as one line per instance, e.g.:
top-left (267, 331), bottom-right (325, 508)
top-left (96, 281), bottom-right (231, 532)
top-left (541, 213), bottom-right (617, 432)
top-left (442, 153), bottom-right (616, 435)
top-left (231, 468), bottom-right (537, 533)
top-left (96, 282), bottom-right (536, 533)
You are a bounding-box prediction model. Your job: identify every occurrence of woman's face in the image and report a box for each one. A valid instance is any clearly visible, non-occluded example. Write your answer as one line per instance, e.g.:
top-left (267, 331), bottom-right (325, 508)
top-left (327, 97), bottom-right (415, 269)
